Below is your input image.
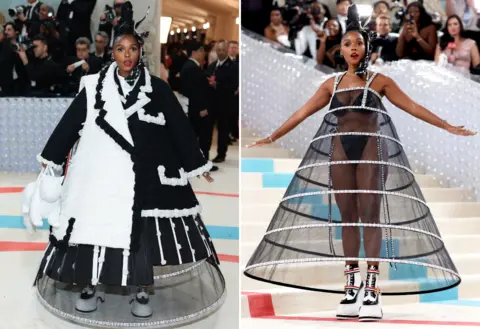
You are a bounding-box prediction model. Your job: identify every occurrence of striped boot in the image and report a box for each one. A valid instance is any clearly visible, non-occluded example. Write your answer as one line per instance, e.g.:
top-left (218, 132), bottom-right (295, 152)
top-left (336, 264), bottom-right (364, 320)
top-left (359, 265), bottom-right (383, 321)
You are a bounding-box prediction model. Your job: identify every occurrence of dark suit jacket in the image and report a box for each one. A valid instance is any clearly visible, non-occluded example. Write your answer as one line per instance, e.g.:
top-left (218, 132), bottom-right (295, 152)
top-left (207, 58), bottom-right (237, 105)
top-left (57, 0), bottom-right (96, 42)
top-left (64, 55), bottom-right (102, 94)
top-left (90, 51), bottom-right (111, 67)
top-left (180, 59), bottom-right (210, 119)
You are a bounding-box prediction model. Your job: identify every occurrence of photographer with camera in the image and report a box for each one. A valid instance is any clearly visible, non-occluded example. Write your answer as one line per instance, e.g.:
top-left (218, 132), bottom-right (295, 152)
top-left (293, 3), bottom-right (330, 58)
top-left (57, 0), bottom-right (96, 56)
top-left (15, 35), bottom-right (65, 97)
top-left (396, 1), bottom-right (438, 60)
top-left (99, 0), bottom-right (126, 49)
top-left (0, 22), bottom-right (28, 96)
top-left (316, 18), bottom-right (343, 68)
top-left (8, 0), bottom-right (43, 39)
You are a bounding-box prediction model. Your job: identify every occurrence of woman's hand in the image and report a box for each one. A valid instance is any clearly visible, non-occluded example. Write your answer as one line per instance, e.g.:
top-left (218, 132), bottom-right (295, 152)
top-left (202, 172), bottom-right (214, 183)
top-left (444, 122), bottom-right (477, 136)
top-left (410, 21), bottom-right (419, 39)
top-left (246, 136), bottom-right (274, 148)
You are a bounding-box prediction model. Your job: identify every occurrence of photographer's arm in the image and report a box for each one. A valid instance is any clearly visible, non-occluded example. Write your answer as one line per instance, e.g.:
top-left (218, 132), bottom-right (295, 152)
top-left (248, 77), bottom-right (334, 147)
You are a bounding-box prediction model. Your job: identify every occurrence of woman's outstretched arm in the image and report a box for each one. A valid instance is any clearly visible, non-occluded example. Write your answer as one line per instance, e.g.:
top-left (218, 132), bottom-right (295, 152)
top-left (248, 77), bottom-right (334, 147)
top-left (380, 74), bottom-right (475, 136)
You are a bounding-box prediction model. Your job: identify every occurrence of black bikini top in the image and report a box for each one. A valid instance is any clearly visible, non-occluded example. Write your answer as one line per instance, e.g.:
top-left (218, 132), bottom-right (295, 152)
top-left (328, 72), bottom-right (383, 117)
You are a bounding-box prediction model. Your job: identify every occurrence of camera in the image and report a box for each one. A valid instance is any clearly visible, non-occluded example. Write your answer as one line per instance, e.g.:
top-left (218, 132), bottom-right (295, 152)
top-left (8, 5), bottom-right (26, 17)
top-left (282, 0), bottom-right (317, 40)
top-left (103, 5), bottom-right (116, 22)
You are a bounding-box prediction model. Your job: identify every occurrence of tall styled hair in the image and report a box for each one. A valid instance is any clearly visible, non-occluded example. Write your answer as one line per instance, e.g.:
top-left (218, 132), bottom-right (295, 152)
top-left (440, 15), bottom-right (466, 51)
top-left (343, 4), bottom-right (374, 76)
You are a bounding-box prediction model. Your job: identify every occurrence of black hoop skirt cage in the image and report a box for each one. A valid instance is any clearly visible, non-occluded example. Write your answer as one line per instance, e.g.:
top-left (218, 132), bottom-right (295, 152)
top-left (244, 72), bottom-right (461, 295)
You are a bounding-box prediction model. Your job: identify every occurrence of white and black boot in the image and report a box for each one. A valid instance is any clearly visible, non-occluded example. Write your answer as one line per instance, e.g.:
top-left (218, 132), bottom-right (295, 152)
top-left (75, 285), bottom-right (104, 313)
top-left (336, 264), bottom-right (364, 320)
top-left (359, 265), bottom-right (383, 322)
top-left (131, 286), bottom-right (153, 318)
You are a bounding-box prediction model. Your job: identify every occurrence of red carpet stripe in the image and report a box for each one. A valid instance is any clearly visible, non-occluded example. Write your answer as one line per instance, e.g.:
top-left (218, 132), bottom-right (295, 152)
top-left (242, 291), bottom-right (275, 317)
top-left (0, 187), bottom-right (238, 197)
top-left (0, 242), bottom-right (239, 263)
top-left (0, 187), bottom-right (24, 193)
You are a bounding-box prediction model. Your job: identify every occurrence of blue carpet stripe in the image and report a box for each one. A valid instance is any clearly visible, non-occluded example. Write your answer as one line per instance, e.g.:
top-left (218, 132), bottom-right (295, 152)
top-left (427, 299), bottom-right (480, 306)
top-left (241, 159), bottom-right (274, 173)
top-left (0, 215), bottom-right (238, 240)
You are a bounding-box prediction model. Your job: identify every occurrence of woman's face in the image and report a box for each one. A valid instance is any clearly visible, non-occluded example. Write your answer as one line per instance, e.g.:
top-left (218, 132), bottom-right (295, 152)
top-left (447, 17), bottom-right (461, 37)
top-left (407, 6), bottom-right (421, 24)
top-left (375, 3), bottom-right (389, 16)
top-left (270, 10), bottom-right (282, 25)
top-left (39, 4), bottom-right (49, 20)
top-left (341, 31), bottom-right (366, 67)
top-left (326, 20), bottom-right (340, 37)
top-left (113, 34), bottom-right (140, 75)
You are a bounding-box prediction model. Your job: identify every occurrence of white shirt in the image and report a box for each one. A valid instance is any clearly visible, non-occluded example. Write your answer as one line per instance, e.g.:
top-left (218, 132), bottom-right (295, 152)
top-left (28, 1), bottom-right (40, 20)
top-left (337, 15), bottom-right (347, 34)
top-left (294, 22), bottom-right (324, 57)
top-left (216, 58), bottom-right (227, 67)
top-left (451, 0), bottom-right (480, 31)
top-left (189, 58), bottom-right (200, 67)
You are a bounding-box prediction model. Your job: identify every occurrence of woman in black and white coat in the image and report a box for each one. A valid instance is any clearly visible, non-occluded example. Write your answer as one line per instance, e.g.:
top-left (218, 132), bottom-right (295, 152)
top-left (24, 2), bottom-right (224, 321)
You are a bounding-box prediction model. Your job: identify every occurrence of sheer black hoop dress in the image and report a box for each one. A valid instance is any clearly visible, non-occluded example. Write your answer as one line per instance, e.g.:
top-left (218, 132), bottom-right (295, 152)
top-left (244, 71), bottom-right (461, 295)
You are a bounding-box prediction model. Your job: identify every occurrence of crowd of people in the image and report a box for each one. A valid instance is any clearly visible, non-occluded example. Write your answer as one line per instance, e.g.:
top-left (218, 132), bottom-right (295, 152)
top-left (174, 39), bottom-right (240, 167)
top-left (265, 0), bottom-right (480, 77)
top-left (0, 0), bottom-right (104, 97)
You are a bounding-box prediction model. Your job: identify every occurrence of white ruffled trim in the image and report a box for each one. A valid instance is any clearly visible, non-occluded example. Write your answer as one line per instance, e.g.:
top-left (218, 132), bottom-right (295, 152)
top-left (141, 204), bottom-right (202, 218)
top-left (158, 166), bottom-right (188, 186)
top-left (185, 161), bottom-right (213, 178)
top-left (36, 154), bottom-right (63, 171)
top-left (138, 109), bottom-right (166, 125)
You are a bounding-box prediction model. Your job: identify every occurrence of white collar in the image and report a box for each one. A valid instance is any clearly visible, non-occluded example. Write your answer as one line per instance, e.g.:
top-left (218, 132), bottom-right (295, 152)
top-left (29, 1), bottom-right (40, 7)
top-left (229, 56), bottom-right (236, 61)
top-left (95, 51), bottom-right (105, 57)
top-left (190, 58), bottom-right (200, 66)
top-left (217, 58), bottom-right (227, 66)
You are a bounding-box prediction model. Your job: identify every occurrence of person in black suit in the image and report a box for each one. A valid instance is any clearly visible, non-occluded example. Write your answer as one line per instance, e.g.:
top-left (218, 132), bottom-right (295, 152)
top-left (57, 0), bottom-right (97, 56)
top-left (207, 40), bottom-right (237, 163)
top-left (90, 31), bottom-right (111, 67)
top-left (14, 0), bottom-right (43, 39)
top-left (228, 40), bottom-right (239, 142)
top-left (168, 43), bottom-right (188, 91)
top-left (0, 22), bottom-right (28, 96)
top-left (180, 41), bottom-right (218, 172)
top-left (64, 37), bottom-right (102, 95)
top-left (16, 35), bottom-right (66, 97)
top-left (98, 0), bottom-right (125, 49)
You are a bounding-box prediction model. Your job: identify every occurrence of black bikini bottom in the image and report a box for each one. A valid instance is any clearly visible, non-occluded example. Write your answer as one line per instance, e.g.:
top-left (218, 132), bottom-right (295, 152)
top-left (339, 135), bottom-right (370, 161)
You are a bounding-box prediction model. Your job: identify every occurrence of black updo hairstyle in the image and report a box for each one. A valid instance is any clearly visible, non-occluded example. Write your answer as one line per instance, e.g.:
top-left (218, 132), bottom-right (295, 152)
top-left (342, 4), bottom-right (375, 77)
top-left (94, 1), bottom-right (149, 110)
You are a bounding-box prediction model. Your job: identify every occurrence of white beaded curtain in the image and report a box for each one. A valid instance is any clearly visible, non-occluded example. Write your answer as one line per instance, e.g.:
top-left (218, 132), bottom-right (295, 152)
top-left (241, 31), bottom-right (480, 200)
top-left (0, 95), bottom-right (188, 173)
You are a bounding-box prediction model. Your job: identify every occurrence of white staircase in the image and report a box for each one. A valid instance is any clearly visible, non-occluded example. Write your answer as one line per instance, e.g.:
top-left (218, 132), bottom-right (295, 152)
top-left (240, 128), bottom-right (480, 317)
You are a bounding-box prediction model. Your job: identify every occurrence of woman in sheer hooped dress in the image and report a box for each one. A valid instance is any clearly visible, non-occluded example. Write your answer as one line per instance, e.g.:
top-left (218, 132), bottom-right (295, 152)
top-left (246, 4), bottom-right (475, 323)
